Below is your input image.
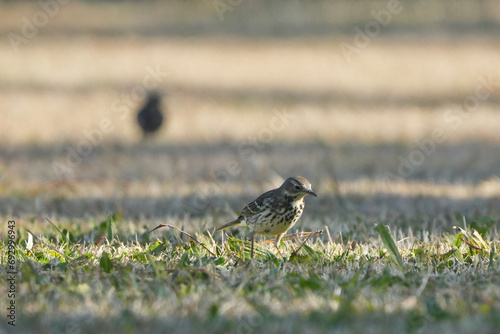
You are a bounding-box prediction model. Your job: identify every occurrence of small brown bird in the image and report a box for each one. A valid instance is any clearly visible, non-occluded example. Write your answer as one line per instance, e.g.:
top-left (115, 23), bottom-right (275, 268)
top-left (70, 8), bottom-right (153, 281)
top-left (216, 176), bottom-right (317, 258)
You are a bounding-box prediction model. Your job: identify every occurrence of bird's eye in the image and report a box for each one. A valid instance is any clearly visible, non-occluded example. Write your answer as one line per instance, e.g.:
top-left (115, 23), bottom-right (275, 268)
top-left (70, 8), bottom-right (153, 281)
top-left (294, 185), bottom-right (300, 190)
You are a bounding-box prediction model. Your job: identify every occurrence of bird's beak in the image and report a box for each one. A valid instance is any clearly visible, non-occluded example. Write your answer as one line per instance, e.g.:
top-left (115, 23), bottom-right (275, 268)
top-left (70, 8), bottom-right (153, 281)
top-left (308, 189), bottom-right (318, 197)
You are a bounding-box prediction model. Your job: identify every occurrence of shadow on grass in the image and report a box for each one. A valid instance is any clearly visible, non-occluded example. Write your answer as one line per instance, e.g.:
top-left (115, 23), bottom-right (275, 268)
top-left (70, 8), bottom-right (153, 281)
top-left (9, 307), bottom-right (500, 334)
top-left (1, 141), bottom-right (499, 223)
top-left (1, 140), bottom-right (499, 181)
top-left (1, 189), bottom-right (498, 222)
top-left (2, 17), bottom-right (500, 40)
top-left (4, 82), bottom-right (500, 108)
top-left (6, 313), bottom-right (399, 334)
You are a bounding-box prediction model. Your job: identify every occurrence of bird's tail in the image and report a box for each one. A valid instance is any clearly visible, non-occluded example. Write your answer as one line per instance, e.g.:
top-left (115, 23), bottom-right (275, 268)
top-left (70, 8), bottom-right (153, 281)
top-left (215, 217), bottom-right (243, 232)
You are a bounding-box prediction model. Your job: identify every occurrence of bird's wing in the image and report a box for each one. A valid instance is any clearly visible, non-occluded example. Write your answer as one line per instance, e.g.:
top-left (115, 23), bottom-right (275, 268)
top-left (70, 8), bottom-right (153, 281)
top-left (240, 189), bottom-right (275, 217)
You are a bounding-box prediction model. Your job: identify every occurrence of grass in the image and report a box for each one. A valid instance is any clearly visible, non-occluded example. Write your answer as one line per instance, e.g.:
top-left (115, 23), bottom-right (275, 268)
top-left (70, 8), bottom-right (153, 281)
top-left (2, 215), bottom-right (499, 333)
top-left (2, 0), bottom-right (500, 332)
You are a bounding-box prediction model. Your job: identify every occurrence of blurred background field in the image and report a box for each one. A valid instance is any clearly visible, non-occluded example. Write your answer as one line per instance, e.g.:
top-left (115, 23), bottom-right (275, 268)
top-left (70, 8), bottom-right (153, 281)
top-left (1, 0), bottom-right (500, 333)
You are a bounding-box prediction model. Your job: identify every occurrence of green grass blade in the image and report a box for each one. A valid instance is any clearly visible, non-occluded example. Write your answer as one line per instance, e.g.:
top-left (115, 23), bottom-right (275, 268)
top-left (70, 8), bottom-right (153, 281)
top-left (489, 243), bottom-right (495, 270)
top-left (375, 224), bottom-right (405, 272)
top-left (107, 216), bottom-right (114, 242)
top-left (100, 251), bottom-right (113, 273)
top-left (45, 217), bottom-right (71, 244)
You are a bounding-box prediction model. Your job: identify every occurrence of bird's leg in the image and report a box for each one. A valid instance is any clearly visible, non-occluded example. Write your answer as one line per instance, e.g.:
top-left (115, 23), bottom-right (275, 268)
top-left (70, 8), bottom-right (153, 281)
top-left (274, 245), bottom-right (283, 257)
top-left (274, 233), bottom-right (285, 257)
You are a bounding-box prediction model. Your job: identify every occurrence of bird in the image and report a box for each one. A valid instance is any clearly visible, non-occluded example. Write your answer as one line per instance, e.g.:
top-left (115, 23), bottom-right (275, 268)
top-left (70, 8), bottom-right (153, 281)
top-left (216, 176), bottom-right (317, 258)
top-left (137, 91), bottom-right (164, 140)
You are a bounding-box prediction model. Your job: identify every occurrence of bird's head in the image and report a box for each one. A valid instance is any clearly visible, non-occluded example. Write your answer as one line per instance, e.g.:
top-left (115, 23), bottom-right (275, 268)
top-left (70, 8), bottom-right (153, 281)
top-left (281, 176), bottom-right (317, 199)
top-left (147, 92), bottom-right (161, 105)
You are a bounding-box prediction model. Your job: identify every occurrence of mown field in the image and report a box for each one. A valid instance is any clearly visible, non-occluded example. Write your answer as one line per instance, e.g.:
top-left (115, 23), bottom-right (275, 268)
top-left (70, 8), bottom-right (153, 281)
top-left (1, 1), bottom-right (500, 333)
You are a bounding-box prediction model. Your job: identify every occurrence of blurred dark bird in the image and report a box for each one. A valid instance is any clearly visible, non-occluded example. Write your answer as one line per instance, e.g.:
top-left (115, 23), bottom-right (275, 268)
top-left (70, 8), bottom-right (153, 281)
top-left (137, 92), bottom-right (164, 140)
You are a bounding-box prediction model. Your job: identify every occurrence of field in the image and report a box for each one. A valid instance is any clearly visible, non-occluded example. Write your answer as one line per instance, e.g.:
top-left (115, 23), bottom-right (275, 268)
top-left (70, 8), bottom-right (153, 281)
top-left (1, 1), bottom-right (500, 333)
